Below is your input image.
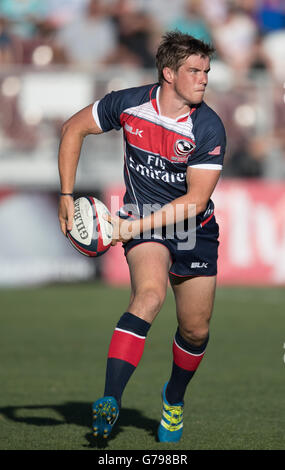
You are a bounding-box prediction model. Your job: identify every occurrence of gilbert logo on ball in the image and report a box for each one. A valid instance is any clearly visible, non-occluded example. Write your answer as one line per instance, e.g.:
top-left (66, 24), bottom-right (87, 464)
top-left (67, 196), bottom-right (113, 257)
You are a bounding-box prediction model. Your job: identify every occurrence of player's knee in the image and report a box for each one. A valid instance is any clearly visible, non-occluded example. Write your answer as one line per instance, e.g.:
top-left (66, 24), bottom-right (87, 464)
top-left (139, 287), bottom-right (165, 314)
top-left (180, 326), bottom-right (209, 347)
top-left (130, 287), bottom-right (166, 320)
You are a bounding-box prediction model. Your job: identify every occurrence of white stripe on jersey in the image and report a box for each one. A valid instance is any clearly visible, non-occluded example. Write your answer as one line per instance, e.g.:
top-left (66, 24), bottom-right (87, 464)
top-left (123, 100), bottom-right (195, 141)
top-left (189, 163), bottom-right (223, 170)
top-left (92, 100), bottom-right (102, 130)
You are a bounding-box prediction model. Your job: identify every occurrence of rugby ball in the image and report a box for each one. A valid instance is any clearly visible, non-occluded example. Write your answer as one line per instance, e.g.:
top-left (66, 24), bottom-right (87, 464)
top-left (67, 196), bottom-right (113, 257)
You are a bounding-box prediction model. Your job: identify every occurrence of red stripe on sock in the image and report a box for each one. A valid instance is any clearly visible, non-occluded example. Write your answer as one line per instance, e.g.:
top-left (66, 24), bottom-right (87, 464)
top-left (108, 329), bottom-right (146, 367)
top-left (173, 339), bottom-right (205, 371)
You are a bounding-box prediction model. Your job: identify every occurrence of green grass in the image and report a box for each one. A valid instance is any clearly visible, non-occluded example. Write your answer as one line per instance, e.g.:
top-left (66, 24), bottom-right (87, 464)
top-left (0, 283), bottom-right (284, 450)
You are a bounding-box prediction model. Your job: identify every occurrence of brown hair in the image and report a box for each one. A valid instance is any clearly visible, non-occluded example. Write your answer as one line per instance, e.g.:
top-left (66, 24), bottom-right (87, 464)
top-left (156, 31), bottom-right (215, 84)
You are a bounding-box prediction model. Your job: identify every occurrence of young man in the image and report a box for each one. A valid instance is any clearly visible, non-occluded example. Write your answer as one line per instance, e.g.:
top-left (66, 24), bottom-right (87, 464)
top-left (58, 31), bottom-right (226, 443)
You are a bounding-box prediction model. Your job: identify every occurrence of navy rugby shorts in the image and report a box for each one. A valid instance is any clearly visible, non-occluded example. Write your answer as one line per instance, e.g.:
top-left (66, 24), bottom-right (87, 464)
top-left (122, 214), bottom-right (219, 278)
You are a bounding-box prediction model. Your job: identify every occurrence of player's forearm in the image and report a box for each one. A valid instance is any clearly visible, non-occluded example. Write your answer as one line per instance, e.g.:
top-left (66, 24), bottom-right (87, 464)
top-left (58, 126), bottom-right (84, 192)
top-left (131, 195), bottom-right (206, 237)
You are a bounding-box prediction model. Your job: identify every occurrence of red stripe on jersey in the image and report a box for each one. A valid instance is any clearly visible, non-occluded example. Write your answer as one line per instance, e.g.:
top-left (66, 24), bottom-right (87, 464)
top-left (108, 329), bottom-right (146, 367)
top-left (120, 113), bottom-right (195, 162)
top-left (173, 338), bottom-right (205, 371)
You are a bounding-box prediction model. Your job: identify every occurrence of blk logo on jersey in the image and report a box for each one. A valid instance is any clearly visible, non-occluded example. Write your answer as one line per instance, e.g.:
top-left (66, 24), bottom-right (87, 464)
top-left (124, 123), bottom-right (143, 138)
top-left (173, 139), bottom-right (196, 162)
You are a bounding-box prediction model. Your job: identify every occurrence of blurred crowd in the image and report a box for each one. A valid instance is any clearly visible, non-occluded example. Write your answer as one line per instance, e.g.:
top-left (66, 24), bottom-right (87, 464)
top-left (0, 0), bottom-right (285, 179)
top-left (1, 0), bottom-right (285, 77)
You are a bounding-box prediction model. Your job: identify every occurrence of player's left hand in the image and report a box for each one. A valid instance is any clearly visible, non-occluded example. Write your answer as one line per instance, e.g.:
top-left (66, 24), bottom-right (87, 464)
top-left (103, 214), bottom-right (134, 245)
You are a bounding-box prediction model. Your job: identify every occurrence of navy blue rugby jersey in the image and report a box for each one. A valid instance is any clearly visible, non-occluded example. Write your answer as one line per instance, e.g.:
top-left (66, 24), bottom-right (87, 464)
top-left (92, 83), bottom-right (226, 223)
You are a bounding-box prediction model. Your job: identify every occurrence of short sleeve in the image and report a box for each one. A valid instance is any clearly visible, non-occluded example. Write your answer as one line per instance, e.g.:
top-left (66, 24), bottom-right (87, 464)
top-left (187, 114), bottom-right (226, 170)
top-left (92, 90), bottom-right (126, 132)
top-left (92, 84), bottom-right (155, 133)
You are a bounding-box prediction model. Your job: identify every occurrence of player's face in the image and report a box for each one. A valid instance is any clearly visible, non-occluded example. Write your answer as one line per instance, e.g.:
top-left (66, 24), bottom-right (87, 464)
top-left (173, 54), bottom-right (210, 105)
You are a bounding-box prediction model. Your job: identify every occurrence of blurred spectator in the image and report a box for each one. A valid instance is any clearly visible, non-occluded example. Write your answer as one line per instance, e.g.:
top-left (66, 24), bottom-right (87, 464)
top-left (267, 85), bottom-right (285, 179)
top-left (135, 0), bottom-right (185, 30)
top-left (20, 19), bottom-right (69, 66)
top-left (200, 0), bottom-right (228, 26)
top-left (210, 77), bottom-right (285, 179)
top-left (234, 0), bottom-right (257, 16)
top-left (205, 82), bottom-right (263, 160)
top-left (105, 0), bottom-right (158, 69)
top-left (41, 0), bottom-right (90, 28)
top-left (54, 0), bottom-right (116, 66)
top-left (255, 0), bottom-right (285, 35)
top-left (262, 30), bottom-right (285, 81)
top-left (247, 33), bottom-right (269, 74)
top-left (0, 0), bottom-right (47, 38)
top-left (0, 16), bottom-right (23, 64)
top-left (223, 136), bottom-right (264, 178)
top-left (272, 86), bottom-right (285, 149)
top-left (168, 0), bottom-right (213, 44)
top-left (0, 81), bottom-right (39, 151)
top-left (211, 3), bottom-right (259, 78)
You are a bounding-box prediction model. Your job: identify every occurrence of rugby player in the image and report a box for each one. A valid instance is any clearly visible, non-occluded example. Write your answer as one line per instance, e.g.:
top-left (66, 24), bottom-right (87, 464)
top-left (58, 31), bottom-right (226, 443)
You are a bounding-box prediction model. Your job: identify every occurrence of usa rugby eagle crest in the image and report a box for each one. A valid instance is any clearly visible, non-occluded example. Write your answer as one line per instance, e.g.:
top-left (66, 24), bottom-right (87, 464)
top-left (172, 139), bottom-right (196, 162)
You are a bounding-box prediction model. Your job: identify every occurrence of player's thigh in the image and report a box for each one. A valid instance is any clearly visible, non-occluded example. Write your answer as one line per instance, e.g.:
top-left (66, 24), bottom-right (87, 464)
top-left (170, 274), bottom-right (217, 335)
top-left (126, 242), bottom-right (171, 321)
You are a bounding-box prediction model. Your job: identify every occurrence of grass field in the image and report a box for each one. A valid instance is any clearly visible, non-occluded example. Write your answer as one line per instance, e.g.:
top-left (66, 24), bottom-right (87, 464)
top-left (0, 283), bottom-right (284, 451)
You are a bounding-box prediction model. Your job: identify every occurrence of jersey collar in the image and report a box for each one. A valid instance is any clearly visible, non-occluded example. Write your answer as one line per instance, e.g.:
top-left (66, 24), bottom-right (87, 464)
top-left (150, 84), bottom-right (196, 122)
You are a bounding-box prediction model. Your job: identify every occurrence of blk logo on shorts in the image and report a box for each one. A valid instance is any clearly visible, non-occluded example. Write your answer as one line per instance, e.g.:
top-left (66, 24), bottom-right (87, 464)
top-left (191, 262), bottom-right (208, 269)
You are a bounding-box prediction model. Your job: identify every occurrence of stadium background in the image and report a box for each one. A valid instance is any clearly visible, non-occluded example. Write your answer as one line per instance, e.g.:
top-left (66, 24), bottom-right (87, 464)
top-left (0, 0), bottom-right (284, 451)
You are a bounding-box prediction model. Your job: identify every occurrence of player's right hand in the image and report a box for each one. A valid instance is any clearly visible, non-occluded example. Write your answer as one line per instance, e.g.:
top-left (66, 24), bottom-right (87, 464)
top-left (103, 213), bottom-right (134, 245)
top-left (58, 195), bottom-right (74, 236)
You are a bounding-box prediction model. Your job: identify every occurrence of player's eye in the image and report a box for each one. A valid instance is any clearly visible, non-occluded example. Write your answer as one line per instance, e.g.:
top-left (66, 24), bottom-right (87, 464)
top-left (188, 69), bottom-right (199, 76)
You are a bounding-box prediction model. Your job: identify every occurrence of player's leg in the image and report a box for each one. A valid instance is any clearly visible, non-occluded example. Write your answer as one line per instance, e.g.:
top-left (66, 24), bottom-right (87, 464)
top-left (167, 274), bottom-right (216, 401)
top-left (158, 274), bottom-right (216, 442)
top-left (127, 242), bottom-right (171, 321)
top-left (93, 242), bottom-right (171, 438)
top-left (104, 242), bottom-right (171, 401)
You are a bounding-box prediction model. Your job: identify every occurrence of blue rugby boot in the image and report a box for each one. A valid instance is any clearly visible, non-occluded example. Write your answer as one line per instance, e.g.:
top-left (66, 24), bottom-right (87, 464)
top-left (157, 383), bottom-right (184, 443)
top-left (92, 396), bottom-right (119, 439)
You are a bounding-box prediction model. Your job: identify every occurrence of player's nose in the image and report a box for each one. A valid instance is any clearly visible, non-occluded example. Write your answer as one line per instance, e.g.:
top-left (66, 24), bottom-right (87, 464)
top-left (200, 72), bottom-right (208, 85)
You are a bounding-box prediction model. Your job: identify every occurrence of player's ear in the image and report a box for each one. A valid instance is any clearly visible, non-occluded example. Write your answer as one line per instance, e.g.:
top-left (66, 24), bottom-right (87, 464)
top-left (162, 67), bottom-right (174, 84)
